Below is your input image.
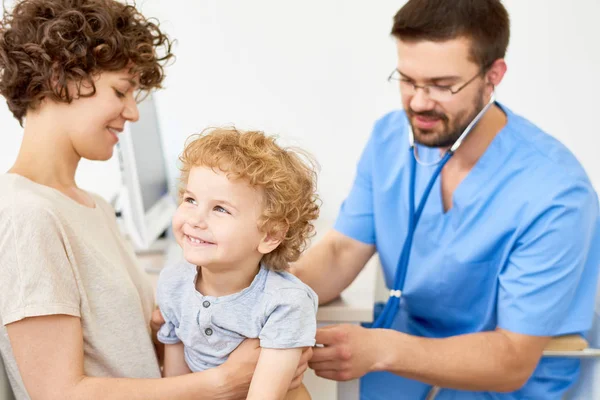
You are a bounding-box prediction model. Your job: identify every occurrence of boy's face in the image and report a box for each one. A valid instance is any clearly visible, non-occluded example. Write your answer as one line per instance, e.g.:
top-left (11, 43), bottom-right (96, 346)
top-left (173, 166), bottom-right (278, 270)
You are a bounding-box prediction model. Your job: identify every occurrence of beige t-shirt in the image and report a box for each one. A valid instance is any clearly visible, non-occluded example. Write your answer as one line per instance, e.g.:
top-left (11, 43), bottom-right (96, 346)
top-left (0, 174), bottom-right (161, 399)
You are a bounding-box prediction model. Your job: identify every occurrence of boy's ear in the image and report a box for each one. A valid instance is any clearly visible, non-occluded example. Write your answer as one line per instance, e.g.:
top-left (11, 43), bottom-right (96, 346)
top-left (257, 228), bottom-right (286, 255)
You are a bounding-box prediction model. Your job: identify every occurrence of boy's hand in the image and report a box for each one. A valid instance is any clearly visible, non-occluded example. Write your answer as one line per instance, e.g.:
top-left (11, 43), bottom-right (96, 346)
top-left (150, 307), bottom-right (165, 365)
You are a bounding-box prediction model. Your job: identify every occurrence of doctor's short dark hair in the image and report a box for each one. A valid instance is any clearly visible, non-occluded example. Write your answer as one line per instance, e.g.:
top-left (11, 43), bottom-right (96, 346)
top-left (0, 0), bottom-right (174, 125)
top-left (391, 0), bottom-right (510, 69)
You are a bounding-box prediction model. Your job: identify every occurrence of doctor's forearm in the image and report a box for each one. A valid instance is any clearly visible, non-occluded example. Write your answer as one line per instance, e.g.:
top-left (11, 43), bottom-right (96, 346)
top-left (293, 230), bottom-right (376, 304)
top-left (372, 329), bottom-right (538, 393)
top-left (292, 238), bottom-right (344, 304)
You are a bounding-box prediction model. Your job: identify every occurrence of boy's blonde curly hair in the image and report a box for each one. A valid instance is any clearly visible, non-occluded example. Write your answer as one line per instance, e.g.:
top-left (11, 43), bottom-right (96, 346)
top-left (178, 127), bottom-right (320, 271)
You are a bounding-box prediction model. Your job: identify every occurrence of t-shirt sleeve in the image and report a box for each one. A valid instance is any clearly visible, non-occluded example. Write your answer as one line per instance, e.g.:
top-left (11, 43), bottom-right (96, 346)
top-left (334, 127), bottom-right (376, 244)
top-left (0, 204), bottom-right (80, 325)
top-left (497, 181), bottom-right (600, 336)
top-left (259, 288), bottom-right (318, 349)
top-left (156, 266), bottom-right (182, 344)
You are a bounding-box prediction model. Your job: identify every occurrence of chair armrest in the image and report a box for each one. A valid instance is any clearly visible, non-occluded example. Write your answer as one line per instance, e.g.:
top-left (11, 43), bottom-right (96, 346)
top-left (542, 334), bottom-right (600, 358)
top-left (543, 348), bottom-right (600, 358)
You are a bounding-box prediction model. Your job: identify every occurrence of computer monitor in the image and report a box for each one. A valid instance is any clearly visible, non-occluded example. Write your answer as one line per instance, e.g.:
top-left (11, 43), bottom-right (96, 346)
top-left (116, 94), bottom-right (176, 251)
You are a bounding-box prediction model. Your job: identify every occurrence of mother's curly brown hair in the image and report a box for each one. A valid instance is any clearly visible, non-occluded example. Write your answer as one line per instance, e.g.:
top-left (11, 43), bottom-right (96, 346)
top-left (0, 0), bottom-right (173, 125)
top-left (179, 127), bottom-right (321, 271)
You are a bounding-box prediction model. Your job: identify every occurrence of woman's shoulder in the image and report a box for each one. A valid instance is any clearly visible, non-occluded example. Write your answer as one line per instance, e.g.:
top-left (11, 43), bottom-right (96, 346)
top-left (88, 192), bottom-right (117, 218)
top-left (0, 174), bottom-right (62, 220)
top-left (0, 174), bottom-right (112, 220)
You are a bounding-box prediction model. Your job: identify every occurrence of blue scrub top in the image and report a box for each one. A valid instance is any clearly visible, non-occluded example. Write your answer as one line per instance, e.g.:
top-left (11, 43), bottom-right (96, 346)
top-left (334, 103), bottom-right (600, 400)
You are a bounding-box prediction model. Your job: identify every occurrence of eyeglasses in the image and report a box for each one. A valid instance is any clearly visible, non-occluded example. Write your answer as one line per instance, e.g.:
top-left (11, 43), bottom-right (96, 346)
top-left (388, 68), bottom-right (485, 102)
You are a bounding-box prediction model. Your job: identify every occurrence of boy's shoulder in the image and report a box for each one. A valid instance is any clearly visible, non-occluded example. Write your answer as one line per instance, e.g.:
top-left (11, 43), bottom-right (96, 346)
top-left (157, 261), bottom-right (196, 293)
top-left (262, 268), bottom-right (318, 307)
top-left (263, 268), bottom-right (311, 291)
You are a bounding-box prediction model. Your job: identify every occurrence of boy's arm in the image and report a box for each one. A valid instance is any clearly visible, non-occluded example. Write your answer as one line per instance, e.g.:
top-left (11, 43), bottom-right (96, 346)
top-left (246, 347), bottom-right (303, 400)
top-left (163, 342), bottom-right (192, 377)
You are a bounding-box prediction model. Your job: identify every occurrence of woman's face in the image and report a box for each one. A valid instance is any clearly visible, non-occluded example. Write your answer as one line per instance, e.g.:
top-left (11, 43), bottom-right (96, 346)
top-left (53, 69), bottom-right (140, 161)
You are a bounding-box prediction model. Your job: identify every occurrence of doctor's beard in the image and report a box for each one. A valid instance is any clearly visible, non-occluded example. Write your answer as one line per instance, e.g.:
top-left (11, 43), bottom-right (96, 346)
top-left (409, 85), bottom-right (487, 148)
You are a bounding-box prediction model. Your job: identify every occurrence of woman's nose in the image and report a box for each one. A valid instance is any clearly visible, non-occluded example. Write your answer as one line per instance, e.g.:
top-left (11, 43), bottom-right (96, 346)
top-left (122, 96), bottom-right (140, 122)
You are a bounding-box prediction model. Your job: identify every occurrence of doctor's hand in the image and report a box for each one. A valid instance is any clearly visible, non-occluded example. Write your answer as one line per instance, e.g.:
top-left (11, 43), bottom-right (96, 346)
top-left (309, 324), bottom-right (381, 381)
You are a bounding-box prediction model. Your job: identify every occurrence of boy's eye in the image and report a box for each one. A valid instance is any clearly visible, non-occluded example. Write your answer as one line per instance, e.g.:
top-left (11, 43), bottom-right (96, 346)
top-left (184, 197), bottom-right (196, 205)
top-left (114, 89), bottom-right (126, 98)
top-left (214, 205), bottom-right (229, 214)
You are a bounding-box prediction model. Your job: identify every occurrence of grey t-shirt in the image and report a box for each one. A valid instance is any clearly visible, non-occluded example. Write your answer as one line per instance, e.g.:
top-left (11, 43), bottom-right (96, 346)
top-left (156, 262), bottom-right (318, 372)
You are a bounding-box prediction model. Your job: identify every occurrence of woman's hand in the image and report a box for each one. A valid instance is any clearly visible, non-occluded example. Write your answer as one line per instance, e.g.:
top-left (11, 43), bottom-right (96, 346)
top-left (292, 346), bottom-right (312, 389)
top-left (218, 339), bottom-right (261, 399)
top-left (151, 307), bottom-right (165, 365)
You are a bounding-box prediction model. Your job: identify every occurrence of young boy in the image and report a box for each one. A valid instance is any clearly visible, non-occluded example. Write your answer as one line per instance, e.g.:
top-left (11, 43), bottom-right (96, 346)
top-left (156, 127), bottom-right (320, 400)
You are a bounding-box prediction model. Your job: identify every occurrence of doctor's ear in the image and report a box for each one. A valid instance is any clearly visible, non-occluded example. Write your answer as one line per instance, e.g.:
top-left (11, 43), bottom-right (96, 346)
top-left (485, 59), bottom-right (507, 88)
top-left (257, 224), bottom-right (287, 255)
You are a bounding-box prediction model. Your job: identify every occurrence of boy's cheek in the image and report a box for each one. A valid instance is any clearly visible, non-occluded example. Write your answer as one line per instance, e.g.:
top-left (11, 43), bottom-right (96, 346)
top-left (171, 213), bottom-right (186, 236)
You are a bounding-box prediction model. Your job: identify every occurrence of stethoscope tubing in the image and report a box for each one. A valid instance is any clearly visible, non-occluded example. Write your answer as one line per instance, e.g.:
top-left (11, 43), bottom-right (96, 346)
top-left (372, 91), bottom-right (496, 329)
top-left (369, 92), bottom-right (496, 399)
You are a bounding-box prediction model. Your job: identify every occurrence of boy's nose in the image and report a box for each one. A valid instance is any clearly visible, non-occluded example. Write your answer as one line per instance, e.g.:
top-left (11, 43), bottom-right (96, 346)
top-left (190, 211), bottom-right (208, 230)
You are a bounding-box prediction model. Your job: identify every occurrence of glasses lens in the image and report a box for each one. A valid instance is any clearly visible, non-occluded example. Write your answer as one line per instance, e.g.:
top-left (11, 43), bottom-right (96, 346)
top-left (398, 80), bottom-right (415, 96)
top-left (427, 86), bottom-right (453, 102)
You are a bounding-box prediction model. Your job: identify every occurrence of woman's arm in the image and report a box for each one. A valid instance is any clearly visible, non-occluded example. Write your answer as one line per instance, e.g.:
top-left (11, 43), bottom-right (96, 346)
top-left (149, 306), bottom-right (312, 393)
top-left (6, 314), bottom-right (253, 400)
top-left (247, 348), bottom-right (303, 400)
top-left (163, 343), bottom-right (192, 377)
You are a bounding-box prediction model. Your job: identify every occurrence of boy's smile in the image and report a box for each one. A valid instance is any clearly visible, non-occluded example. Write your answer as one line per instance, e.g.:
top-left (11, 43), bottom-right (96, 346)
top-left (172, 166), bottom-right (281, 296)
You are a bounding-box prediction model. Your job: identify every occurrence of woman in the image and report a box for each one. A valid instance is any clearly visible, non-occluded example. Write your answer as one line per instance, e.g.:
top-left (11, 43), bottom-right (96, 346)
top-left (0, 1), bottom-right (309, 399)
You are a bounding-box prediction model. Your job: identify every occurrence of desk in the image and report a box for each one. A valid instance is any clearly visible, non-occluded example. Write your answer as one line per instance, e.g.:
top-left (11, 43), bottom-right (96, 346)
top-left (139, 239), bottom-right (378, 400)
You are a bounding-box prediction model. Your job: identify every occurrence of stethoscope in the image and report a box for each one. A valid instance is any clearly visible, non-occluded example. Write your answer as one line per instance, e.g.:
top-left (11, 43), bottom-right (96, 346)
top-left (369, 92), bottom-right (495, 399)
top-left (371, 91), bottom-right (496, 330)
top-left (369, 91), bottom-right (496, 399)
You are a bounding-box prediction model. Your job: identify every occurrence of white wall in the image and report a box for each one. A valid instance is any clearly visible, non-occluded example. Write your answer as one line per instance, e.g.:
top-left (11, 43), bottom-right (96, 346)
top-left (137, 0), bottom-right (402, 219)
top-left (0, 0), bottom-right (599, 397)
top-left (1, 0), bottom-right (599, 216)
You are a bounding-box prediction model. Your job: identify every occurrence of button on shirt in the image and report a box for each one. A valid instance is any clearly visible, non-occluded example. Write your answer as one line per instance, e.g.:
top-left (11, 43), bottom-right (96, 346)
top-left (335, 103), bottom-right (600, 400)
top-left (156, 262), bottom-right (318, 372)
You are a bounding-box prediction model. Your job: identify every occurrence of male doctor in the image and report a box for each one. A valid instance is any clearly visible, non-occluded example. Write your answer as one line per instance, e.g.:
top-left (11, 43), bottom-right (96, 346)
top-left (292, 0), bottom-right (600, 399)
